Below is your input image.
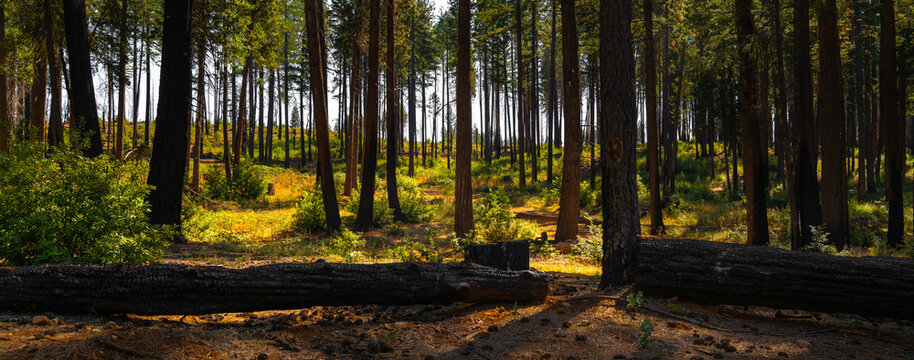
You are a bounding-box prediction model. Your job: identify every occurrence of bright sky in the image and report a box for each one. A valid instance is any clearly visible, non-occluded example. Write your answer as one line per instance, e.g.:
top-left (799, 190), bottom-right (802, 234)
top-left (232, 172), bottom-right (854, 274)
top-left (87, 0), bottom-right (567, 147)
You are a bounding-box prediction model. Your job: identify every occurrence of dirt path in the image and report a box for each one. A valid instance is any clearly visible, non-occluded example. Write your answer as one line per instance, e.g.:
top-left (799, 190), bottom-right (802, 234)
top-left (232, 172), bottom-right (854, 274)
top-left (1, 272), bottom-right (912, 359)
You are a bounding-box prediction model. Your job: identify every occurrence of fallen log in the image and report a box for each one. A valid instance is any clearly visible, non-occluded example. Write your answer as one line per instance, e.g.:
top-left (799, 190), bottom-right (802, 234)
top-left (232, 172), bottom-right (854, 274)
top-left (0, 261), bottom-right (549, 315)
top-left (634, 237), bottom-right (914, 319)
top-left (465, 240), bottom-right (529, 270)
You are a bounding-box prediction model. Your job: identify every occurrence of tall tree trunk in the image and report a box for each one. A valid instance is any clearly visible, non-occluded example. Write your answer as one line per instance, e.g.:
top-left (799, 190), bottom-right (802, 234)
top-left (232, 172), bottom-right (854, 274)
top-left (284, 32), bottom-right (291, 168)
top-left (0, 4), bottom-right (7, 152)
top-left (233, 58), bottom-right (251, 167)
top-left (554, 0), bottom-right (582, 241)
top-left (515, 0), bottom-right (526, 187)
top-left (62, 0), bottom-right (103, 157)
top-left (144, 30), bottom-right (151, 145)
top-left (546, 0), bottom-right (556, 184)
top-left (258, 69), bottom-right (265, 161)
top-left (222, 61), bottom-right (232, 181)
top-left (147, 0), bottom-right (193, 238)
top-left (854, 8), bottom-right (866, 200)
top-left (736, 0), bottom-right (769, 246)
top-left (192, 40), bottom-right (206, 193)
top-left (530, 0), bottom-right (539, 183)
top-left (386, 0), bottom-right (404, 221)
top-left (817, 0), bottom-right (848, 249)
top-left (267, 70), bottom-right (275, 165)
top-left (29, 55), bottom-right (47, 142)
top-left (345, 4), bottom-right (363, 196)
top-left (408, 13), bottom-right (416, 177)
top-left (114, 0), bottom-right (127, 159)
top-left (790, 0), bottom-right (822, 249)
top-left (644, 0), bottom-right (663, 234)
top-left (455, 0), bottom-right (474, 238)
top-left (600, 0), bottom-right (638, 288)
top-left (882, 0), bottom-right (902, 247)
top-left (772, 0), bottom-right (788, 182)
top-left (304, 0), bottom-right (342, 232)
top-left (45, 0), bottom-right (63, 148)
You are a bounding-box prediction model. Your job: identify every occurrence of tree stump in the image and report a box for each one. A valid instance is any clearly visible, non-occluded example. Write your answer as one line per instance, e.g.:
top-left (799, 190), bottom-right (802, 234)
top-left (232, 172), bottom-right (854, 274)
top-left (465, 240), bottom-right (530, 271)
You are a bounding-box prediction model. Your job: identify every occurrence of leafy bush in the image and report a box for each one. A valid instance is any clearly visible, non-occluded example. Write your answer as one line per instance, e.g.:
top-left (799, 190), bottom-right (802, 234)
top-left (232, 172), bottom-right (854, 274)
top-left (573, 220), bottom-right (603, 263)
top-left (202, 162), bottom-right (266, 202)
top-left (0, 143), bottom-right (170, 265)
top-left (322, 227), bottom-right (365, 263)
top-left (804, 225), bottom-right (851, 256)
top-left (473, 189), bottom-right (538, 244)
top-left (292, 190), bottom-right (326, 233)
top-left (399, 177), bottom-right (433, 223)
top-left (345, 185), bottom-right (394, 226)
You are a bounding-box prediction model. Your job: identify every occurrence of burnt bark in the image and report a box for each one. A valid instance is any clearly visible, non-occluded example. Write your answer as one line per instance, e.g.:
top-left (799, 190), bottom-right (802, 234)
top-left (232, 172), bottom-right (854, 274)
top-left (643, 0), bottom-right (663, 234)
top-left (356, 0), bottom-right (381, 231)
top-left (599, 0), bottom-right (638, 288)
top-left (554, 0), bottom-right (582, 242)
top-left (62, 0), bottom-right (103, 157)
top-left (634, 237), bottom-right (914, 320)
top-left (0, 262), bottom-right (549, 315)
top-left (454, 0), bottom-right (474, 237)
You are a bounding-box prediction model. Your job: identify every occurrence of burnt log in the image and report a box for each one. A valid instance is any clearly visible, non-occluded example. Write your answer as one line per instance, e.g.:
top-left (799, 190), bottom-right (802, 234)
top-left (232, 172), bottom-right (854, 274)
top-left (634, 237), bottom-right (914, 319)
top-left (465, 240), bottom-right (529, 270)
top-left (0, 261), bottom-right (548, 315)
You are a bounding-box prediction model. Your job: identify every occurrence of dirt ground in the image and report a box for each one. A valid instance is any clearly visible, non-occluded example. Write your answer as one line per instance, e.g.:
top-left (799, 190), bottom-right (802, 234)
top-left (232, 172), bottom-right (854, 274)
top-left (1, 272), bottom-right (913, 360)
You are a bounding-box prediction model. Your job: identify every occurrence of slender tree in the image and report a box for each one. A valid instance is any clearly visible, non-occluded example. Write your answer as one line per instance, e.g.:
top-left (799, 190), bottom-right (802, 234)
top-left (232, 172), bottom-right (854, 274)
top-left (386, 0), bottom-right (404, 221)
top-left (644, 0), bottom-right (663, 234)
top-left (791, 0), bottom-right (822, 249)
top-left (817, 0), bottom-right (848, 248)
top-left (882, 0), bottom-right (903, 247)
top-left (356, 0), bottom-right (381, 230)
top-left (736, 0), bottom-right (769, 246)
top-left (554, 0), bottom-right (582, 241)
top-left (454, 0), bottom-right (474, 237)
top-left (147, 0), bottom-right (194, 238)
top-left (304, 0), bottom-right (343, 232)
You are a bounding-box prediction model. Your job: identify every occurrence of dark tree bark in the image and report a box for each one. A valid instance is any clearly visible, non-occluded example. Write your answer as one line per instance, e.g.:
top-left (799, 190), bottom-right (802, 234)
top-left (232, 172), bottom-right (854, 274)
top-left (115, 0), bottom-right (127, 159)
top-left (29, 56), bottom-right (47, 142)
top-left (44, 0), bottom-right (63, 148)
top-left (0, 262), bottom-right (549, 315)
top-left (233, 57), bottom-right (251, 167)
top-left (0, 4), bottom-right (7, 152)
top-left (790, 0), bottom-right (822, 249)
top-left (600, 0), bottom-right (638, 289)
top-left (633, 237), bottom-right (914, 320)
top-left (62, 0), bottom-right (103, 157)
top-left (147, 0), bottom-right (193, 237)
top-left (882, 0), bottom-right (903, 247)
top-left (267, 70), bottom-right (275, 165)
top-left (192, 40), bottom-right (206, 193)
top-left (644, 0), bottom-right (663, 234)
top-left (515, 0), bottom-right (526, 187)
top-left (735, 0), bottom-right (769, 246)
top-left (546, 0), bottom-right (557, 184)
top-left (345, 4), bottom-right (363, 196)
top-left (356, 0), bottom-right (381, 231)
top-left (304, 0), bottom-right (342, 232)
top-left (385, 0), bottom-right (404, 221)
top-left (284, 32), bottom-right (291, 168)
top-left (222, 62), bottom-right (232, 180)
top-left (554, 0), bottom-right (582, 242)
top-left (455, 0), bottom-right (474, 238)
top-left (817, 0), bottom-right (848, 249)
top-left (772, 0), bottom-right (788, 181)
top-left (529, 0), bottom-right (539, 183)
top-left (408, 12), bottom-right (416, 177)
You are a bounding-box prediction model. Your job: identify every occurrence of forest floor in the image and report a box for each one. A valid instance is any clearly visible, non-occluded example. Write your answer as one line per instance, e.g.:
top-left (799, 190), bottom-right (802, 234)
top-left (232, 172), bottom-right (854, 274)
top-left (1, 270), bottom-right (913, 359)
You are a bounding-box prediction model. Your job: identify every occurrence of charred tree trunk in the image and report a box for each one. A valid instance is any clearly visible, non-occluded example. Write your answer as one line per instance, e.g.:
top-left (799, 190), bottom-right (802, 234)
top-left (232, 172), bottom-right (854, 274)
top-left (599, 0), bottom-right (638, 288)
top-left (386, 0), bottom-right (404, 222)
top-left (634, 237), bottom-right (914, 320)
top-left (882, 0), bottom-right (903, 248)
top-left (44, 0), bottom-right (63, 148)
top-left (147, 0), bottom-right (193, 236)
top-left (62, 0), bottom-right (103, 157)
top-left (304, 0), bottom-right (342, 232)
top-left (791, 0), bottom-right (822, 249)
top-left (0, 262), bottom-right (549, 315)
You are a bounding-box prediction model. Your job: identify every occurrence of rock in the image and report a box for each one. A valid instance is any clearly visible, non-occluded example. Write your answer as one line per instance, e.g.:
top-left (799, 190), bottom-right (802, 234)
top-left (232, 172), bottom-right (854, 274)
top-left (561, 321), bottom-right (571, 329)
top-left (256, 353), bottom-right (268, 360)
top-left (487, 325), bottom-right (499, 332)
top-left (31, 315), bottom-right (51, 326)
top-left (554, 331), bottom-right (567, 338)
top-left (574, 334), bottom-right (587, 342)
top-left (578, 320), bottom-right (591, 327)
top-left (777, 351), bottom-right (789, 358)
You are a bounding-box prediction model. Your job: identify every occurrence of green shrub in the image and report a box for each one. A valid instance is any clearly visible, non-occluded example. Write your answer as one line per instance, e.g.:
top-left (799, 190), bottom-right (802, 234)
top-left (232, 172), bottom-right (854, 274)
top-left (322, 227), bottom-right (365, 263)
top-left (202, 162), bottom-right (266, 202)
top-left (804, 225), bottom-right (851, 256)
top-left (573, 220), bottom-right (603, 263)
top-left (292, 190), bottom-right (326, 233)
top-left (344, 184), bottom-right (394, 226)
top-left (0, 143), bottom-right (171, 265)
top-left (473, 189), bottom-right (538, 244)
top-left (399, 181), bottom-right (433, 223)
